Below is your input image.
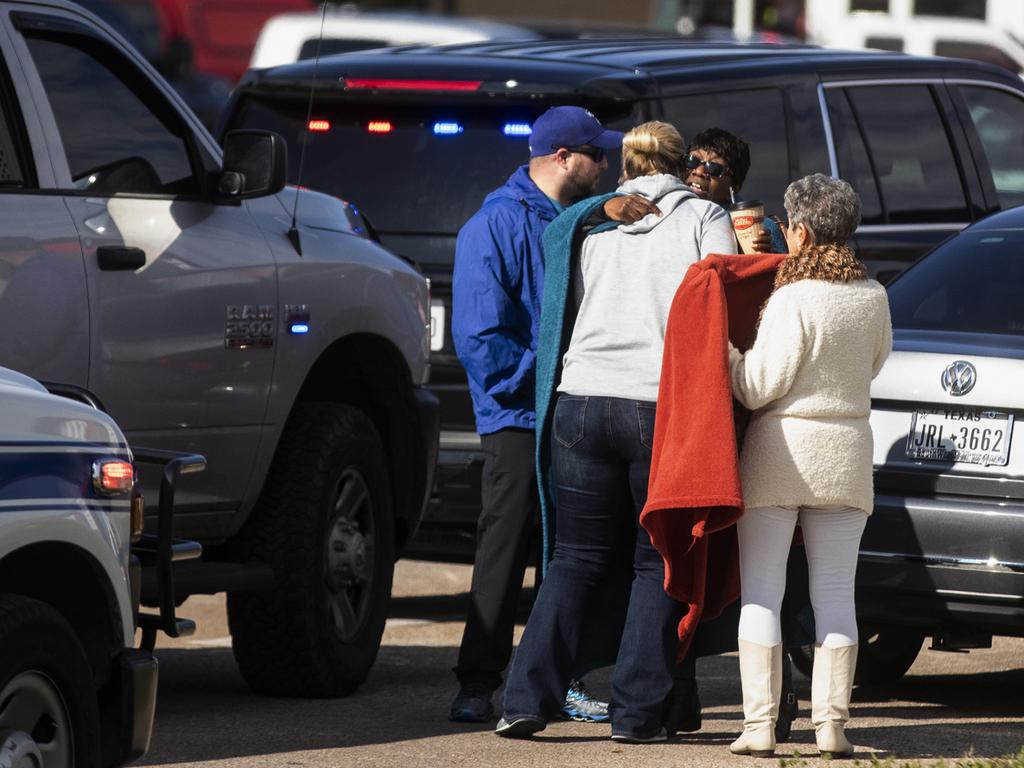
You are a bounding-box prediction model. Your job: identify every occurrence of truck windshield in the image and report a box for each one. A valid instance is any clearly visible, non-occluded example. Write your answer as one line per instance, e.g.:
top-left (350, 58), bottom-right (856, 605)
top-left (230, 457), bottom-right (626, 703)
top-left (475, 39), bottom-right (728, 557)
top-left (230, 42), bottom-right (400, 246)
top-left (228, 97), bottom-right (631, 237)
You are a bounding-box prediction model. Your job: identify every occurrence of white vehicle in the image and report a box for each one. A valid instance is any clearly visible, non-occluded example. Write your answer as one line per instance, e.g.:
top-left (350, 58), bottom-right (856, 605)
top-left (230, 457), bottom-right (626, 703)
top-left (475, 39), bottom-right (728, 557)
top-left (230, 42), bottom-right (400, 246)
top-left (851, 206), bottom-right (1024, 683)
top-left (805, 1), bottom-right (1024, 74)
top-left (0, 367), bottom-right (203, 767)
top-left (249, 9), bottom-right (539, 70)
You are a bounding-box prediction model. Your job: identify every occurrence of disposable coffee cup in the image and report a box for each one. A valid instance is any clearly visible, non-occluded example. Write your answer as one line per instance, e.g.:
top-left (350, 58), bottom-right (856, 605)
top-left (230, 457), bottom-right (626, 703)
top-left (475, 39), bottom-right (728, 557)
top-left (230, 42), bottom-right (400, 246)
top-left (729, 200), bottom-right (765, 254)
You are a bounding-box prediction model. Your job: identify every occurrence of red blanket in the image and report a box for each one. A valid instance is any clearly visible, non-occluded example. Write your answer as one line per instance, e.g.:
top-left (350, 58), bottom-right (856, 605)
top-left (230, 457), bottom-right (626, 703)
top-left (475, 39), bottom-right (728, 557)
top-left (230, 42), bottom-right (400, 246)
top-left (640, 253), bottom-right (785, 658)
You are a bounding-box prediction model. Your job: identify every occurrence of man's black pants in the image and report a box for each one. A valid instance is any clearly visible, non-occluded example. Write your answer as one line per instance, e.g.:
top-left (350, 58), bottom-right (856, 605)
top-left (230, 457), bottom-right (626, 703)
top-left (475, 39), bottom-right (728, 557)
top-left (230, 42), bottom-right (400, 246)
top-left (454, 427), bottom-right (539, 691)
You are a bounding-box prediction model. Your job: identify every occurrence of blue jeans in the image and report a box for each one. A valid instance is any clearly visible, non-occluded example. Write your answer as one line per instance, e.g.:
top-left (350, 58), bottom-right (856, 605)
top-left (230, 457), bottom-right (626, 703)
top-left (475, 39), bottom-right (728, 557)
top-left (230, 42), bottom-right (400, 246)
top-left (502, 395), bottom-right (684, 735)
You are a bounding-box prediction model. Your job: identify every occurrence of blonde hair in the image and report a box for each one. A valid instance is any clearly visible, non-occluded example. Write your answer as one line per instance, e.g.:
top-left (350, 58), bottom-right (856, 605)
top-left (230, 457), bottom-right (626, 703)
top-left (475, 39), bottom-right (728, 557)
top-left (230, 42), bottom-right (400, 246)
top-left (621, 121), bottom-right (684, 180)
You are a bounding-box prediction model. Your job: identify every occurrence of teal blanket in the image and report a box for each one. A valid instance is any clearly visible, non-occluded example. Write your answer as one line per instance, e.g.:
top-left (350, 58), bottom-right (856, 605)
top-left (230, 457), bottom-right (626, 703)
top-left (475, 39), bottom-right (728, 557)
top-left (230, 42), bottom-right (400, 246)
top-left (536, 192), bottom-right (618, 568)
top-left (535, 192), bottom-right (628, 674)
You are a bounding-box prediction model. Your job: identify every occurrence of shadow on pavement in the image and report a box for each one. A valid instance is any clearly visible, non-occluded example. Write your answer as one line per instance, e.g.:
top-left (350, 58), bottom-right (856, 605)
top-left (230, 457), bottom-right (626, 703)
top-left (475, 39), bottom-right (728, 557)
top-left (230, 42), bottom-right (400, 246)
top-left (140, 644), bottom-right (488, 765)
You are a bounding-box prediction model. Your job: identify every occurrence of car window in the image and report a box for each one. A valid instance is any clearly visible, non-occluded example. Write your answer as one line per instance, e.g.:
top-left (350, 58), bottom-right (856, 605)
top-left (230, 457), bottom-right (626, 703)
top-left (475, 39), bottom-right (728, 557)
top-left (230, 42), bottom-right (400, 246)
top-left (959, 85), bottom-right (1024, 210)
top-left (227, 97), bottom-right (631, 236)
top-left (297, 38), bottom-right (389, 59)
top-left (865, 36), bottom-right (904, 52)
top-left (935, 40), bottom-right (1022, 74)
top-left (23, 31), bottom-right (198, 195)
top-left (888, 228), bottom-right (1024, 337)
top-left (845, 84), bottom-right (969, 223)
top-left (662, 88), bottom-right (790, 217)
top-left (824, 88), bottom-right (884, 224)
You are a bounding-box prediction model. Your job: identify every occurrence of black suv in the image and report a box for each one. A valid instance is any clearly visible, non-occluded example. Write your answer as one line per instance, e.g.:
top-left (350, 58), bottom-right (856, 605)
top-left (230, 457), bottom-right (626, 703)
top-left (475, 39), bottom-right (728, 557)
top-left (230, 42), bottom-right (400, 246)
top-left (220, 41), bottom-right (1024, 590)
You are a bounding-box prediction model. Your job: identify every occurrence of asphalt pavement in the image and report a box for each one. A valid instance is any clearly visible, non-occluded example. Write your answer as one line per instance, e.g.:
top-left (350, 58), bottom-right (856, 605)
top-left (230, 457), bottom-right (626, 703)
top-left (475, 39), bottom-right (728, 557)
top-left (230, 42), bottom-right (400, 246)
top-left (139, 560), bottom-right (1024, 768)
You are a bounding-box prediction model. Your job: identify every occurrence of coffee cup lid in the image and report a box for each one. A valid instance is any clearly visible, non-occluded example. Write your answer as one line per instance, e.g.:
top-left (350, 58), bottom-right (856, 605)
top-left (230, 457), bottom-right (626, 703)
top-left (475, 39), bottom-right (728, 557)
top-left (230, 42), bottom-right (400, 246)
top-left (728, 199), bottom-right (763, 211)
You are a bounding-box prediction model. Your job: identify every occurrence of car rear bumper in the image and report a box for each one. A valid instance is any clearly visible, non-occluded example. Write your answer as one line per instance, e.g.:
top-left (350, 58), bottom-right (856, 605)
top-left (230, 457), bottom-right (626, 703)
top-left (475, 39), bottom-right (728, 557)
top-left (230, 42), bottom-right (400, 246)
top-left (857, 492), bottom-right (1024, 635)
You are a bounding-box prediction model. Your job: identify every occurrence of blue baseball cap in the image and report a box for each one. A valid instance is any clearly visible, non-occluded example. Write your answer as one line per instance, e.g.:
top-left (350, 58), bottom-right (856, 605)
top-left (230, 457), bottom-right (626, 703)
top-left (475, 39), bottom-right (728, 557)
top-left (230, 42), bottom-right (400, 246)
top-left (528, 106), bottom-right (624, 158)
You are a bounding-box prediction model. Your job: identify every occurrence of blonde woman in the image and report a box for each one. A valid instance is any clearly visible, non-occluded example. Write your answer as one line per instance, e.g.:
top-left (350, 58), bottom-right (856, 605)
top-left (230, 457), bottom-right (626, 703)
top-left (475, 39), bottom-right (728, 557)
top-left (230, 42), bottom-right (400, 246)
top-left (728, 174), bottom-right (892, 757)
top-left (497, 121), bottom-right (736, 742)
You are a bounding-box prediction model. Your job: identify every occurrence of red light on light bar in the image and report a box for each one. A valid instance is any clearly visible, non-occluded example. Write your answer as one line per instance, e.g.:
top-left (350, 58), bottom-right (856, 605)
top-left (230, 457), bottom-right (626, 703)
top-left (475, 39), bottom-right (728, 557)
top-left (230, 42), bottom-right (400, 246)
top-left (343, 78), bottom-right (482, 92)
top-left (367, 121), bottom-right (393, 133)
top-left (308, 119), bottom-right (330, 132)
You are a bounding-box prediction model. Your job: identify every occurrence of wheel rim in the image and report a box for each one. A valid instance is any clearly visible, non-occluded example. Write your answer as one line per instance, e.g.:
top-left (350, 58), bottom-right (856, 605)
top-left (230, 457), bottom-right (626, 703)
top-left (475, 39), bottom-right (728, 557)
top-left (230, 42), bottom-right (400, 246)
top-left (325, 467), bottom-right (375, 641)
top-left (0, 672), bottom-right (71, 768)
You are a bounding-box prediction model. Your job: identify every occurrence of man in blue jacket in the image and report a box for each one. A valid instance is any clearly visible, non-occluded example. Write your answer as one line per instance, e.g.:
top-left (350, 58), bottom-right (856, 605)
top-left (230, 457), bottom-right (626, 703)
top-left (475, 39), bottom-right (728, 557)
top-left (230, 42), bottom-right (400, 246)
top-left (450, 106), bottom-right (659, 723)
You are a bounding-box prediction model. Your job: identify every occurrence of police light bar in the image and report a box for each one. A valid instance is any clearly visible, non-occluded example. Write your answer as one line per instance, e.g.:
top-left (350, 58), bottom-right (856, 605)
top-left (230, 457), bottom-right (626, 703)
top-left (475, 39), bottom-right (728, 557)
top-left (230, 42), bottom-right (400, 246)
top-left (503, 122), bottom-right (532, 136)
top-left (367, 121), bottom-right (393, 133)
top-left (433, 121), bottom-right (464, 135)
top-left (343, 78), bottom-right (482, 92)
top-left (308, 119), bottom-right (330, 132)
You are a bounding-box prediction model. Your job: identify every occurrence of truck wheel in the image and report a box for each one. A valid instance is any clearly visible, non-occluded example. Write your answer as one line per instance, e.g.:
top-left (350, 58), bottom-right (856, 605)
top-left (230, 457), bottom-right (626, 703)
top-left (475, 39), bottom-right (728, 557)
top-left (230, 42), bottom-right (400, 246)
top-left (788, 624), bottom-right (925, 686)
top-left (0, 594), bottom-right (100, 768)
top-left (228, 402), bottom-right (394, 697)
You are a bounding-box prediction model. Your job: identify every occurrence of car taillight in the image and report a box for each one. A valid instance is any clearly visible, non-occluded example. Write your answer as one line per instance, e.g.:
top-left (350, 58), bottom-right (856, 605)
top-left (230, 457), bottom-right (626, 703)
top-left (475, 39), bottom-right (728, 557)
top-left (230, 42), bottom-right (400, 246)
top-left (342, 78), bottom-right (482, 92)
top-left (93, 459), bottom-right (135, 495)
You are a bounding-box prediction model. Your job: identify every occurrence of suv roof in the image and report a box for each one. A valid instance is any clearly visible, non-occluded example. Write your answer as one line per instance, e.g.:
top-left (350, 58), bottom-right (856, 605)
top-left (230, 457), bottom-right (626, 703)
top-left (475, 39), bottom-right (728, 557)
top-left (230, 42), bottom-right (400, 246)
top-left (240, 37), bottom-right (1016, 99)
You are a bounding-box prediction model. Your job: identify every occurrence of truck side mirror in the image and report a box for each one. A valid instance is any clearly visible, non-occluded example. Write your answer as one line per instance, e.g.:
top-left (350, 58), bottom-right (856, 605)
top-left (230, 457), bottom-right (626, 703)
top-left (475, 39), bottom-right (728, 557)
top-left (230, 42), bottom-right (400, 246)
top-left (218, 130), bottom-right (287, 201)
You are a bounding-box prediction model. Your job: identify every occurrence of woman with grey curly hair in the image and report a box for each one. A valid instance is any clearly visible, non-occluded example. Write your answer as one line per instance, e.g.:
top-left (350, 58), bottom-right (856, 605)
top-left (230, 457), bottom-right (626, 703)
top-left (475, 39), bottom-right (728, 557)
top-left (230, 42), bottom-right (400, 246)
top-left (727, 174), bottom-right (892, 758)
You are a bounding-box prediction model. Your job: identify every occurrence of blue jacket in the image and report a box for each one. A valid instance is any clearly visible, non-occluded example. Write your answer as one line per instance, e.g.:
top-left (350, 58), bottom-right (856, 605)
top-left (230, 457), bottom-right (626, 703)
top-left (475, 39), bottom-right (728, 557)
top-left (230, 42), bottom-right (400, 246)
top-left (452, 166), bottom-right (561, 435)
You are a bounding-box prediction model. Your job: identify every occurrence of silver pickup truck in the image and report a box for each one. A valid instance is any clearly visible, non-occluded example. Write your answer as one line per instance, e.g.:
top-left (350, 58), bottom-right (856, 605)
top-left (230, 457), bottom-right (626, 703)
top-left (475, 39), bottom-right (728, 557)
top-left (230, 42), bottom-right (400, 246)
top-left (0, 0), bottom-right (438, 699)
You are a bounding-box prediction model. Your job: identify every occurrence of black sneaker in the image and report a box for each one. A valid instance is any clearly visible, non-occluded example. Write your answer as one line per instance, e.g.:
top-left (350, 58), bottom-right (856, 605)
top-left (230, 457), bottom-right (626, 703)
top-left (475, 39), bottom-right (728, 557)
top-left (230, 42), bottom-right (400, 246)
top-left (610, 727), bottom-right (668, 744)
top-left (495, 715), bottom-right (546, 738)
top-left (662, 677), bottom-right (701, 735)
top-left (449, 684), bottom-right (495, 723)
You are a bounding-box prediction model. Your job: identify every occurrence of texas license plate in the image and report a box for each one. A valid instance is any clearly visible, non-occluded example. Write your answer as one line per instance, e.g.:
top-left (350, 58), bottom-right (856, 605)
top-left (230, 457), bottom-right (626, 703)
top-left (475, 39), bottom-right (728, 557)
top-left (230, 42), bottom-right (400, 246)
top-left (905, 408), bottom-right (1013, 467)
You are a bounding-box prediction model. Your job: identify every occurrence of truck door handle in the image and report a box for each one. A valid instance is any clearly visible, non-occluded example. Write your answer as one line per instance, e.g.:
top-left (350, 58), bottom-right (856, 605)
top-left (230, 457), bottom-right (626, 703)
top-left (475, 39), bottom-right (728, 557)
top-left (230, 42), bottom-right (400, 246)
top-left (97, 245), bottom-right (146, 271)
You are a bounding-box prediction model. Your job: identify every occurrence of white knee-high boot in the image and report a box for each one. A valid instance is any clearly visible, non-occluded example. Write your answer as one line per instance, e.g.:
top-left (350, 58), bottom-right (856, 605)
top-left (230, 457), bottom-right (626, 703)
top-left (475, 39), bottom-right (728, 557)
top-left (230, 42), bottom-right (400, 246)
top-left (730, 639), bottom-right (782, 757)
top-left (811, 644), bottom-right (857, 756)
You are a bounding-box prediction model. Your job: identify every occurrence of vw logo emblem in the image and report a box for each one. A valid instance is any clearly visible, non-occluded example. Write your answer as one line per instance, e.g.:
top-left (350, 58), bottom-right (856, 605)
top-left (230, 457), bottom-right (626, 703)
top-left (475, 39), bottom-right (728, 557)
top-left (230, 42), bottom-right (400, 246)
top-left (941, 360), bottom-right (977, 397)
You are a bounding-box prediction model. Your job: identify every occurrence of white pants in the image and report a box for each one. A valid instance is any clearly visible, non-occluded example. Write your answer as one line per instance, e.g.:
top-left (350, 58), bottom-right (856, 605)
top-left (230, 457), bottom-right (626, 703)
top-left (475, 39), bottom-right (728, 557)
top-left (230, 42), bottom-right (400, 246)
top-left (737, 505), bottom-right (867, 649)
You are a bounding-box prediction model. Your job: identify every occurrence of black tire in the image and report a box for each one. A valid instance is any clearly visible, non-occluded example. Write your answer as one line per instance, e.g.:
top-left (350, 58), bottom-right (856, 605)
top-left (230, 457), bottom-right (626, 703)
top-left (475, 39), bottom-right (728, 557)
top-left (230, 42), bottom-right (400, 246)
top-left (789, 624), bottom-right (925, 686)
top-left (228, 402), bottom-right (395, 697)
top-left (0, 593), bottom-right (100, 768)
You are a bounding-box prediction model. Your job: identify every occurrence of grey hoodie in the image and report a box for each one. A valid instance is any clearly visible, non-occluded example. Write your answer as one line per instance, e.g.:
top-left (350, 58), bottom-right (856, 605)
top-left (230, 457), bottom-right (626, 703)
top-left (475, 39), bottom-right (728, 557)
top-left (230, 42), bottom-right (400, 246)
top-left (557, 173), bottom-right (737, 402)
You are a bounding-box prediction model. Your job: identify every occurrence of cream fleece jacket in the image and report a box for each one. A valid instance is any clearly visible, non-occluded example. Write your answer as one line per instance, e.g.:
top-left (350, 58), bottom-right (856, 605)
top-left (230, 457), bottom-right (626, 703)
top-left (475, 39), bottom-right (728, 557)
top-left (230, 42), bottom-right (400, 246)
top-left (729, 279), bottom-right (892, 514)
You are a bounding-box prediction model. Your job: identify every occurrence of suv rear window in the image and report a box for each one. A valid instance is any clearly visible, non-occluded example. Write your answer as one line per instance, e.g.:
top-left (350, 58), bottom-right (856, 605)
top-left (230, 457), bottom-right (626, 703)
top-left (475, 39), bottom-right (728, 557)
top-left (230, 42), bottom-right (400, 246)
top-left (227, 97), bottom-right (632, 237)
top-left (888, 229), bottom-right (1024, 336)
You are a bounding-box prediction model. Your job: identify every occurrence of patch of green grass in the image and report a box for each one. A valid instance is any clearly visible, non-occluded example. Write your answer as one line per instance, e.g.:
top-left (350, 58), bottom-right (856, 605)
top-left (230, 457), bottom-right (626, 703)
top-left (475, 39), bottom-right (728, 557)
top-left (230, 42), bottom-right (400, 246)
top-left (779, 749), bottom-right (1024, 768)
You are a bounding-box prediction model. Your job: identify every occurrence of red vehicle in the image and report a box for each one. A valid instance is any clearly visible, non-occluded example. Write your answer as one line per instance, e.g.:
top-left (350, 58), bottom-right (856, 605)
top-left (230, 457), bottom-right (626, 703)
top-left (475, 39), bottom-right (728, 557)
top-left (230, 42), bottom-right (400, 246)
top-left (157, 0), bottom-right (315, 82)
top-left (80, 0), bottom-right (314, 83)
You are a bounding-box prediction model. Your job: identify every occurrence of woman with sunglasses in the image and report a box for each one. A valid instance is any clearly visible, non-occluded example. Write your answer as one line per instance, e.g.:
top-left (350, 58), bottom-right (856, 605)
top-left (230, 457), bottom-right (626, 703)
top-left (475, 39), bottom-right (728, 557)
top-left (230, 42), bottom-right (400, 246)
top-left (661, 126), bottom-right (814, 745)
top-left (497, 121), bottom-right (736, 743)
top-left (682, 128), bottom-right (788, 254)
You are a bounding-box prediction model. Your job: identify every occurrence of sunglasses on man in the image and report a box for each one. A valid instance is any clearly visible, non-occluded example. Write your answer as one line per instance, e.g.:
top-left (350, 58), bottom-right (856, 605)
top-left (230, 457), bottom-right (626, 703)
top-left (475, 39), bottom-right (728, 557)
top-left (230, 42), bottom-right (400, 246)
top-left (559, 145), bottom-right (606, 163)
top-left (685, 154), bottom-right (731, 178)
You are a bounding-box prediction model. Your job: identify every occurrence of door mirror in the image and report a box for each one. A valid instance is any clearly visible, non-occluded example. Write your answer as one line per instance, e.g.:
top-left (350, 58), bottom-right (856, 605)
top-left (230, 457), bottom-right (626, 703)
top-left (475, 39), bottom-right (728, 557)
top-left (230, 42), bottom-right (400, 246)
top-left (218, 130), bottom-right (287, 200)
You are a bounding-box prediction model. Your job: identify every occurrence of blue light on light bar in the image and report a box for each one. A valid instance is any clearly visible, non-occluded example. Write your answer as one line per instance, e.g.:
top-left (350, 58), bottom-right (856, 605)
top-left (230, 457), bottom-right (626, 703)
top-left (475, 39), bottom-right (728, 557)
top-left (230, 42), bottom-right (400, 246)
top-left (433, 121), bottom-right (464, 135)
top-left (503, 122), bottom-right (532, 136)
top-left (289, 323), bottom-right (310, 335)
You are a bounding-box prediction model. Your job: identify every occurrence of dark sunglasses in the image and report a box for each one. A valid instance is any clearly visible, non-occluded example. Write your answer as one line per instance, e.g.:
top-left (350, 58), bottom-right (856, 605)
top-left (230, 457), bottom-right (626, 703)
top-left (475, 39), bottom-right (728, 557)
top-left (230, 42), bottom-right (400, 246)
top-left (685, 154), bottom-right (730, 178)
top-left (561, 145), bottom-right (606, 163)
